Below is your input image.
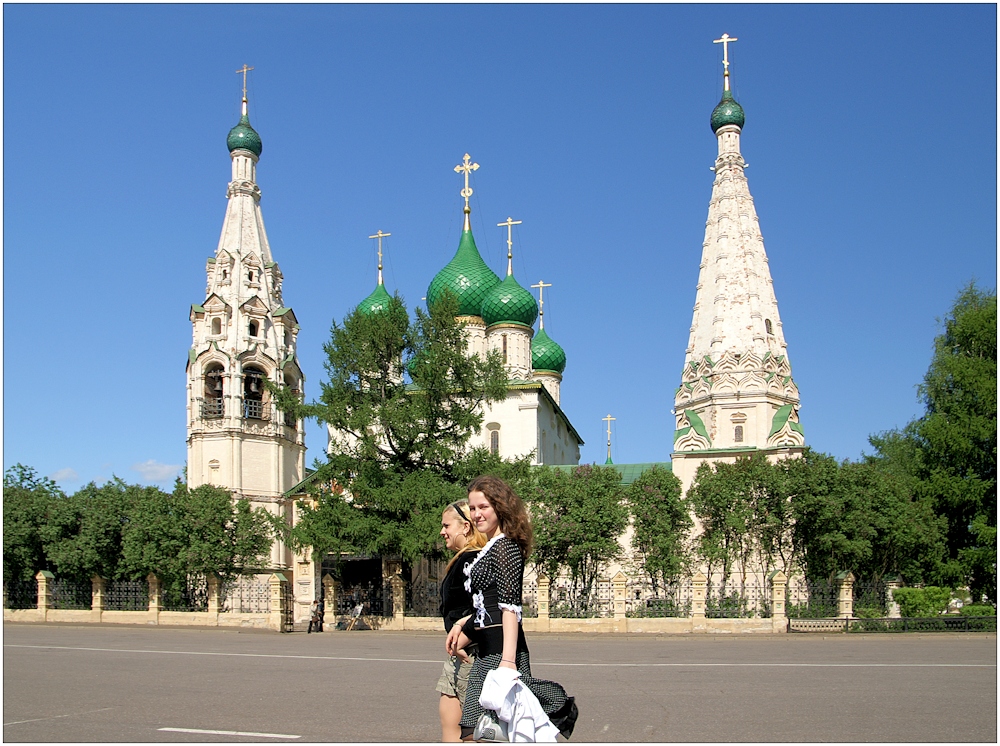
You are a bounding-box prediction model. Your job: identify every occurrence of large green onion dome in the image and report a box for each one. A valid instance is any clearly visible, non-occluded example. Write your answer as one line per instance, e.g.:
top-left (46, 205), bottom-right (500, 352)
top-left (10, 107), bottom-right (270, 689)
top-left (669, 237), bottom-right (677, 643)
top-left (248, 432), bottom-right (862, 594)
top-left (531, 327), bottom-right (567, 374)
top-left (426, 228), bottom-right (500, 317)
top-left (481, 273), bottom-right (538, 328)
top-left (710, 88), bottom-right (745, 133)
top-left (357, 283), bottom-right (391, 316)
top-left (228, 111), bottom-right (263, 156)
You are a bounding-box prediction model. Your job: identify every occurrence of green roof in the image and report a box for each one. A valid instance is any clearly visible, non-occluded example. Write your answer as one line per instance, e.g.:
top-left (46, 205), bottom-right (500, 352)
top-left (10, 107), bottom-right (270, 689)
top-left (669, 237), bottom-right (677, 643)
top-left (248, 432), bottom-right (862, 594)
top-left (547, 462), bottom-right (672, 485)
top-left (711, 88), bottom-right (745, 133)
top-left (481, 273), bottom-right (538, 328)
top-left (357, 283), bottom-right (392, 316)
top-left (426, 227), bottom-right (500, 316)
top-left (532, 328), bottom-right (567, 374)
top-left (227, 112), bottom-right (262, 156)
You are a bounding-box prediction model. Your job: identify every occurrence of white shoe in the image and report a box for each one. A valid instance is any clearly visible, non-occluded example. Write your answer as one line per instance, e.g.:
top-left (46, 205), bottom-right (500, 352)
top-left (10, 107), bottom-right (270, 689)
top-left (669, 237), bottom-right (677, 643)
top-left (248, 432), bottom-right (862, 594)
top-left (473, 713), bottom-right (509, 742)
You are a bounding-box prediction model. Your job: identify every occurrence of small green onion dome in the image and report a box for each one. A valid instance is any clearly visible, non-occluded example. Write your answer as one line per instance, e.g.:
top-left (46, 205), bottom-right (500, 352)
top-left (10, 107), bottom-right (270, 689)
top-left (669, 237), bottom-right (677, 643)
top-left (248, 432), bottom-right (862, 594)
top-left (228, 112), bottom-right (263, 156)
top-left (357, 283), bottom-right (391, 316)
top-left (710, 89), bottom-right (745, 133)
top-left (531, 328), bottom-right (566, 374)
top-left (426, 228), bottom-right (501, 317)
top-left (481, 273), bottom-right (538, 328)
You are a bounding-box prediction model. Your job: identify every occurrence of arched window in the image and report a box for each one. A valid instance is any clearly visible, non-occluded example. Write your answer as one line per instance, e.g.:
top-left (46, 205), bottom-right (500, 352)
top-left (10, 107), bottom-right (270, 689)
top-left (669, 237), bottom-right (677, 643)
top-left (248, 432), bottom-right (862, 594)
top-left (243, 367), bottom-right (266, 419)
top-left (202, 365), bottom-right (225, 418)
top-left (734, 425), bottom-right (744, 443)
top-left (282, 372), bottom-right (299, 428)
top-left (248, 270), bottom-right (255, 283)
top-left (501, 334), bottom-right (508, 364)
top-left (221, 269), bottom-right (228, 281)
top-left (211, 317), bottom-right (222, 336)
top-left (764, 319), bottom-right (773, 335)
top-left (490, 430), bottom-right (499, 455)
top-left (248, 320), bottom-right (259, 337)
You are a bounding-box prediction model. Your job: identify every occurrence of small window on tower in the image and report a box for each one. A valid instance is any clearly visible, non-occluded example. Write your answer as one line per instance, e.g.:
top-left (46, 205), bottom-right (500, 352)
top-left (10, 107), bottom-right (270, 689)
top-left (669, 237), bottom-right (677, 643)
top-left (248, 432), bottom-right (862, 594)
top-left (501, 334), bottom-right (508, 363)
top-left (222, 269), bottom-right (228, 281)
top-left (248, 270), bottom-right (255, 283)
top-left (490, 430), bottom-right (499, 455)
top-left (765, 319), bottom-right (773, 335)
top-left (248, 320), bottom-right (259, 337)
top-left (734, 425), bottom-right (744, 443)
top-left (211, 318), bottom-right (222, 336)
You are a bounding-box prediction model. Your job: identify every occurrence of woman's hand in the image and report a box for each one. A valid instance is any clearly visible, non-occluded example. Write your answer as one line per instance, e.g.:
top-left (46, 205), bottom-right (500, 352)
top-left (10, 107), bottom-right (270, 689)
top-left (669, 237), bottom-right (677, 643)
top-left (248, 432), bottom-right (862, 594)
top-left (445, 618), bottom-right (470, 656)
top-left (455, 648), bottom-right (472, 664)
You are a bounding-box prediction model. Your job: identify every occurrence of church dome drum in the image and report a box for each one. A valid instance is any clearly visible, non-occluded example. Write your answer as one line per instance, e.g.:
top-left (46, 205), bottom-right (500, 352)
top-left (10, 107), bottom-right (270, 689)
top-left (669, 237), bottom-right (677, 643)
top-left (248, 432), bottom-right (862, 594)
top-left (481, 273), bottom-right (538, 328)
top-left (426, 230), bottom-right (500, 317)
top-left (531, 328), bottom-right (566, 373)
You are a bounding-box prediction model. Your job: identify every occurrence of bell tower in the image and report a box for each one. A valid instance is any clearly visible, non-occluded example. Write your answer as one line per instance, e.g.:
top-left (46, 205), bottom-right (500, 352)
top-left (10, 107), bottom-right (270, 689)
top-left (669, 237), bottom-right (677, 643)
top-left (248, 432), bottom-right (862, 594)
top-left (671, 35), bottom-right (804, 492)
top-left (186, 71), bottom-right (305, 569)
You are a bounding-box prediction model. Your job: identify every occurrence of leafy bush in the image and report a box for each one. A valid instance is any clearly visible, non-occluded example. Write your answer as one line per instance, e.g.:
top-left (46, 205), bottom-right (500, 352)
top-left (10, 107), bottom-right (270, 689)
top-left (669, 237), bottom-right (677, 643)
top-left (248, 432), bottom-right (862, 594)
top-left (892, 586), bottom-right (952, 617)
top-left (959, 603), bottom-right (996, 617)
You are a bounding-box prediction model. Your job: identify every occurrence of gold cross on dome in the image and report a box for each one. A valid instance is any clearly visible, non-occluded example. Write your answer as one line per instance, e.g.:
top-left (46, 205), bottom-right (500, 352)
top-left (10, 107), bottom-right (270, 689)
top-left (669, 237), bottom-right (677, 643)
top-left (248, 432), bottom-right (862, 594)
top-left (368, 230), bottom-right (391, 284)
top-left (531, 280), bottom-right (552, 329)
top-left (603, 414), bottom-right (616, 464)
top-left (497, 217), bottom-right (522, 275)
top-left (454, 153), bottom-right (480, 212)
top-left (713, 34), bottom-right (737, 90)
top-left (236, 64), bottom-right (254, 100)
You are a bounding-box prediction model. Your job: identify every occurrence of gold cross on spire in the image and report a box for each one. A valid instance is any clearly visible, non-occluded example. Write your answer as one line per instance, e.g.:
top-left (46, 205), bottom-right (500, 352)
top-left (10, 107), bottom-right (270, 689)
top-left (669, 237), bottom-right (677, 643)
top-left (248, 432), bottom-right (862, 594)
top-left (531, 280), bottom-right (552, 329)
top-left (713, 34), bottom-right (737, 91)
top-left (236, 64), bottom-right (254, 100)
top-left (497, 217), bottom-right (522, 276)
top-left (603, 414), bottom-right (616, 464)
top-left (454, 153), bottom-right (479, 218)
top-left (368, 230), bottom-right (391, 285)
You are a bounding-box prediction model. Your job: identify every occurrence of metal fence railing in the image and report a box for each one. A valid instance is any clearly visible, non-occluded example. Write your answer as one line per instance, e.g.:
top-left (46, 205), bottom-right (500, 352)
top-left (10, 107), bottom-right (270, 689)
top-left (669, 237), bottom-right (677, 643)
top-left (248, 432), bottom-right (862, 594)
top-left (4, 579), bottom-right (38, 610)
top-left (51, 578), bottom-right (92, 610)
top-left (104, 579), bottom-right (148, 611)
top-left (786, 578), bottom-right (838, 619)
top-left (337, 581), bottom-right (391, 618)
top-left (706, 580), bottom-right (771, 618)
top-left (222, 575), bottom-right (271, 613)
top-left (852, 580), bottom-right (889, 618)
top-left (627, 579), bottom-right (694, 618)
top-left (161, 576), bottom-right (209, 612)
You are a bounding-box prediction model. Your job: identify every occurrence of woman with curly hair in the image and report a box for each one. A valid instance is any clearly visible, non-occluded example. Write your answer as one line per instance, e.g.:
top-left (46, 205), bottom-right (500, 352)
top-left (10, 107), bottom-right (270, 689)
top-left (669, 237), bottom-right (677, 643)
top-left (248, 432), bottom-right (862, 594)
top-left (445, 476), bottom-right (577, 741)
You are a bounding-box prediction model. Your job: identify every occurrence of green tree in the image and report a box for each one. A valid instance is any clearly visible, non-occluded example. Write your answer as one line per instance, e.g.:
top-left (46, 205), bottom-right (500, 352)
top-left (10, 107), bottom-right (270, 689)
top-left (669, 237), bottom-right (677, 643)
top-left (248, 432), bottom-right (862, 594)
top-left (625, 466), bottom-right (690, 591)
top-left (3, 464), bottom-right (63, 582)
top-left (528, 465), bottom-right (629, 609)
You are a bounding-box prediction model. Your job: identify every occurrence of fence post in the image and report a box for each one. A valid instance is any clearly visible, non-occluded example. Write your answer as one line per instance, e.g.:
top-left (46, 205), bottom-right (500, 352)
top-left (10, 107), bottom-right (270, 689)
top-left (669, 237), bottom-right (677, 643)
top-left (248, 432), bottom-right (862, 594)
top-left (691, 572), bottom-right (707, 619)
top-left (322, 574), bottom-right (337, 629)
top-left (206, 573), bottom-right (221, 616)
top-left (535, 574), bottom-right (550, 631)
top-left (269, 573), bottom-right (289, 632)
top-left (612, 571), bottom-right (627, 620)
top-left (36, 571), bottom-right (54, 618)
top-left (836, 571), bottom-right (855, 619)
top-left (769, 570), bottom-right (787, 632)
top-left (886, 576), bottom-right (902, 619)
top-left (390, 574), bottom-right (405, 624)
top-left (147, 574), bottom-right (161, 624)
top-left (91, 575), bottom-right (105, 623)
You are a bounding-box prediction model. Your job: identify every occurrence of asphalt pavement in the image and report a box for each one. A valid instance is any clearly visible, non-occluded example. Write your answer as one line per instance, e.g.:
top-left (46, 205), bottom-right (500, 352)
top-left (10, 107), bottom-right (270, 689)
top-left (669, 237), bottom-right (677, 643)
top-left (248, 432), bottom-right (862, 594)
top-left (3, 623), bottom-right (996, 742)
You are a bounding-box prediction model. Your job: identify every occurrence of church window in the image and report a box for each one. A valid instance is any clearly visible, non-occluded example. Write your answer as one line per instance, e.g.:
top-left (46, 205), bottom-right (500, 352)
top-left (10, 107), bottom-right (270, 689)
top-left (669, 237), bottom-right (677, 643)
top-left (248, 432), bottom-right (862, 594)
top-left (765, 318), bottom-right (773, 335)
top-left (202, 365), bottom-right (225, 418)
top-left (501, 334), bottom-right (508, 363)
top-left (211, 317), bottom-right (222, 336)
top-left (243, 367), bottom-right (266, 420)
top-left (248, 270), bottom-right (255, 283)
top-left (222, 269), bottom-right (228, 281)
top-left (734, 425), bottom-right (744, 443)
top-left (490, 430), bottom-right (499, 455)
top-left (249, 320), bottom-right (259, 337)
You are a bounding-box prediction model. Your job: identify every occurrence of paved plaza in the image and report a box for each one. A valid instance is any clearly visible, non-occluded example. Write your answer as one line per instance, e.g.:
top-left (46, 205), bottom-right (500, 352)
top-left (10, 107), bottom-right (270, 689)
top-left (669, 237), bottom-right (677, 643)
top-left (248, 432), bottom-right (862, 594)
top-left (3, 623), bottom-right (996, 742)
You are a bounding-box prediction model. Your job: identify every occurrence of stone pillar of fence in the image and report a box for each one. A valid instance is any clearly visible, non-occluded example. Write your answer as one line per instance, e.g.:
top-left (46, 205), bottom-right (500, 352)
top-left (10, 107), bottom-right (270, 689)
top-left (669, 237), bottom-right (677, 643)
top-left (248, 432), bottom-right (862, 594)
top-left (536, 574), bottom-right (550, 631)
top-left (206, 573), bottom-right (221, 616)
top-left (36, 571), bottom-right (54, 616)
top-left (612, 571), bottom-right (627, 620)
top-left (886, 577), bottom-right (902, 618)
top-left (769, 570), bottom-right (787, 632)
top-left (691, 572), bottom-right (707, 619)
top-left (147, 574), bottom-right (161, 623)
top-left (269, 573), bottom-right (289, 632)
top-left (390, 574), bottom-right (405, 622)
top-left (91, 575), bottom-right (105, 622)
top-left (322, 574), bottom-right (338, 623)
top-left (836, 571), bottom-right (855, 619)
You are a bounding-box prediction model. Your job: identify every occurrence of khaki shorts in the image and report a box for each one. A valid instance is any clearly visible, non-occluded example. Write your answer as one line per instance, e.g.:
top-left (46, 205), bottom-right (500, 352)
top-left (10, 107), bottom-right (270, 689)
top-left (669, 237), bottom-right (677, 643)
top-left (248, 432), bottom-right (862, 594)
top-left (435, 655), bottom-right (474, 702)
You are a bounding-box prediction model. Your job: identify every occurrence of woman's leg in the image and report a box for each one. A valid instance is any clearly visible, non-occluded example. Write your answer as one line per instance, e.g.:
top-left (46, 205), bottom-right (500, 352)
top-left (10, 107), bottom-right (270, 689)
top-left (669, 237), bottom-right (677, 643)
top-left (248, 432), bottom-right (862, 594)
top-left (439, 694), bottom-right (463, 742)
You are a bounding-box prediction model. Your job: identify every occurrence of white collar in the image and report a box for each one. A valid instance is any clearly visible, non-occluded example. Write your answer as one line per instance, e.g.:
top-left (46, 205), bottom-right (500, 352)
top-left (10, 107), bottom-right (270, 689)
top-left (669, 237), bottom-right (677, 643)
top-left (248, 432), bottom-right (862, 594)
top-left (467, 532), bottom-right (505, 575)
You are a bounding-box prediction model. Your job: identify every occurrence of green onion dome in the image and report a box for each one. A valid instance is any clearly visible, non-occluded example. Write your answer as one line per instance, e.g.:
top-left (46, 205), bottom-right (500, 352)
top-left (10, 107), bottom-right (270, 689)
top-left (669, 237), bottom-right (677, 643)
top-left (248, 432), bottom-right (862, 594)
top-left (227, 112), bottom-right (263, 156)
top-left (710, 89), bottom-right (745, 133)
top-left (357, 283), bottom-right (391, 316)
top-left (531, 327), bottom-right (566, 374)
top-left (481, 273), bottom-right (538, 328)
top-left (426, 228), bottom-right (500, 317)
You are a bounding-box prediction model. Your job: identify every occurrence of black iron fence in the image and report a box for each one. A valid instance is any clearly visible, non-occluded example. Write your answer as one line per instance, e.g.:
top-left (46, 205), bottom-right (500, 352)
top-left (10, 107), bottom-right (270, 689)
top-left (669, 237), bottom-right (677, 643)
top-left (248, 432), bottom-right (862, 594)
top-left (627, 580), bottom-right (694, 618)
top-left (786, 578), bottom-right (838, 619)
top-left (337, 581), bottom-right (391, 618)
top-left (51, 578), bottom-right (92, 610)
top-left (549, 579), bottom-right (612, 618)
top-left (104, 579), bottom-right (148, 611)
top-left (849, 616), bottom-right (997, 633)
top-left (852, 580), bottom-right (889, 618)
top-left (706, 580), bottom-right (771, 618)
top-left (406, 577), bottom-right (441, 617)
top-left (4, 579), bottom-right (38, 610)
top-left (222, 575), bottom-right (271, 613)
top-left (162, 575), bottom-right (209, 612)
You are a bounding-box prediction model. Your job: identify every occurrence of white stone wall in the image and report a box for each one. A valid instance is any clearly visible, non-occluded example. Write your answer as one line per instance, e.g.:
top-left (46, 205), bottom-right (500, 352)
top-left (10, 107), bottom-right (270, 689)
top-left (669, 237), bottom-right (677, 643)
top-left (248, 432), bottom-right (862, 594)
top-left (468, 385), bottom-right (580, 465)
top-left (486, 323), bottom-right (533, 380)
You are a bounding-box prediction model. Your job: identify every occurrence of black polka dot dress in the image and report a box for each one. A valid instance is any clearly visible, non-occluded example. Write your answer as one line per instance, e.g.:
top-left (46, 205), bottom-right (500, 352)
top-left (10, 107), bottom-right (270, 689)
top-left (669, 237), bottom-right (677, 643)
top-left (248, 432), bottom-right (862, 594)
top-left (459, 535), bottom-right (577, 738)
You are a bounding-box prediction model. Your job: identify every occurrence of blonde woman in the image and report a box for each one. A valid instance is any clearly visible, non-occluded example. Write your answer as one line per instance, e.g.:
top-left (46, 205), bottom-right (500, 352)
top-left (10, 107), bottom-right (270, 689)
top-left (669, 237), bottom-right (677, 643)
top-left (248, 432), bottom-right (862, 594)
top-left (437, 499), bottom-right (487, 742)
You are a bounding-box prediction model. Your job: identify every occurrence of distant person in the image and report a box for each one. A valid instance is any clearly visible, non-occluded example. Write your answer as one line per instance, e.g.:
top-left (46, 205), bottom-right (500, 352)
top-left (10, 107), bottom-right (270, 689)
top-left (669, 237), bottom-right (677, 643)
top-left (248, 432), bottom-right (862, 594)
top-left (446, 476), bottom-right (578, 741)
top-left (437, 499), bottom-right (487, 742)
top-left (307, 599), bottom-right (321, 634)
top-left (316, 596), bottom-right (325, 632)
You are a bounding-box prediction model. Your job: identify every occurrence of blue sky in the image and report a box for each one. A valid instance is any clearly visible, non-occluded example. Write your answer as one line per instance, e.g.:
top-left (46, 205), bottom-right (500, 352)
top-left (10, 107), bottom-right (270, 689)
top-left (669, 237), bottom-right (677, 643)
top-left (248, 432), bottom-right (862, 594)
top-left (4, 4), bottom-right (996, 490)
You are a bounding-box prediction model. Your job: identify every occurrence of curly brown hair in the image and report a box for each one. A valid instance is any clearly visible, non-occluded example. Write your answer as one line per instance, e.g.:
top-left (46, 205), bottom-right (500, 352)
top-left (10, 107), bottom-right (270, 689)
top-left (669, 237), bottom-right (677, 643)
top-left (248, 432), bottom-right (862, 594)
top-left (466, 475), bottom-right (533, 559)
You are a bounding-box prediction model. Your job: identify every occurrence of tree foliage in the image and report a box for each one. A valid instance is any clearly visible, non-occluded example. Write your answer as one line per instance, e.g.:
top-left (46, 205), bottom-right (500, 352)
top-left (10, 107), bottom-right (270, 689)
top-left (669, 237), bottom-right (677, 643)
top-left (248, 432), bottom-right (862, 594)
top-left (3, 465), bottom-right (63, 581)
top-left (625, 466), bottom-right (690, 590)
top-left (528, 465), bottom-right (629, 607)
